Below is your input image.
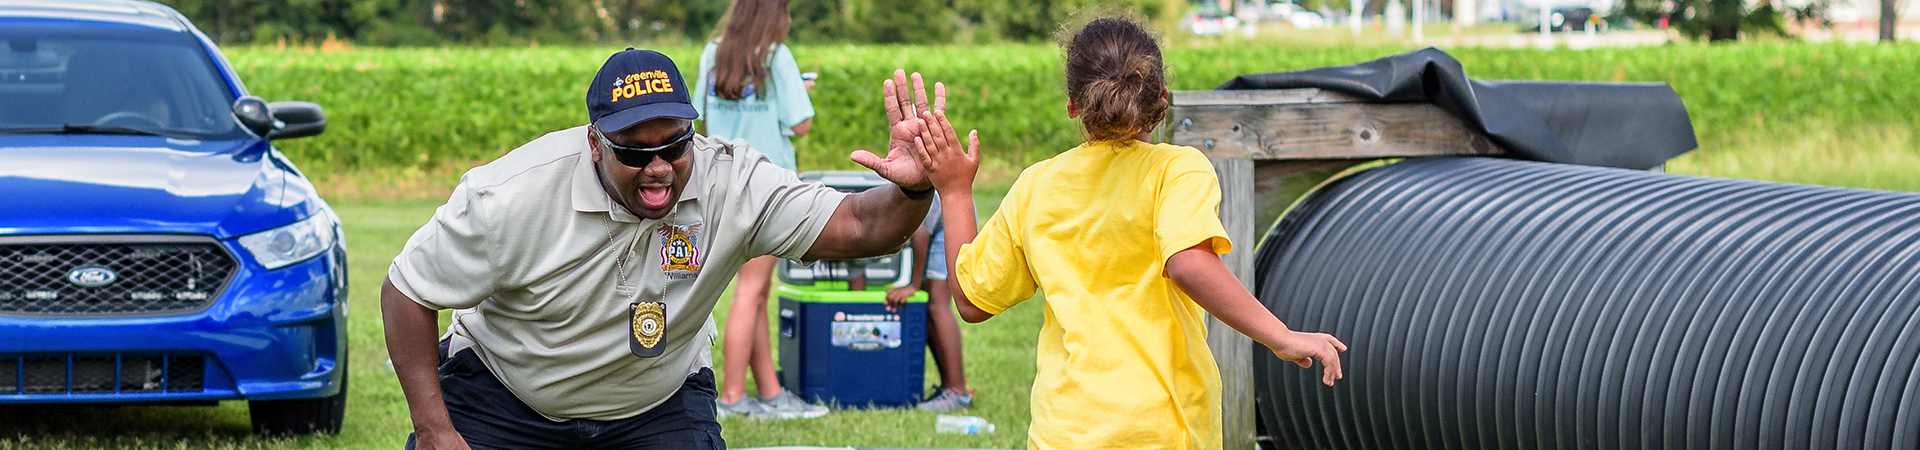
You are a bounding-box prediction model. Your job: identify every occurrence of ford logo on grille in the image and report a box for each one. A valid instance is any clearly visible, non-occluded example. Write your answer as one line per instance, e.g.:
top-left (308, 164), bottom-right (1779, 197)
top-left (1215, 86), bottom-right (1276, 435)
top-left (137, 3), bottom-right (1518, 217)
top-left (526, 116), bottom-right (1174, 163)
top-left (67, 266), bottom-right (117, 287)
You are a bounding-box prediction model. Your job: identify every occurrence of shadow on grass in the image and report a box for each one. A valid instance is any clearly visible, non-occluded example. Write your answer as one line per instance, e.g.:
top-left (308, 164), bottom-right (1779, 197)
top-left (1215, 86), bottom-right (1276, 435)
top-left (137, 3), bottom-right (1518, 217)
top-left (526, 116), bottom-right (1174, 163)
top-left (0, 402), bottom-right (280, 448)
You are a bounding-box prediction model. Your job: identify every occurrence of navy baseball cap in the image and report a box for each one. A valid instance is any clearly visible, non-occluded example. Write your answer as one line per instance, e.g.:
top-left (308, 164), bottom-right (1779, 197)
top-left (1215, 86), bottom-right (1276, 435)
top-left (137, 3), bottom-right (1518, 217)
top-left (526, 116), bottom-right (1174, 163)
top-left (587, 48), bottom-right (699, 134)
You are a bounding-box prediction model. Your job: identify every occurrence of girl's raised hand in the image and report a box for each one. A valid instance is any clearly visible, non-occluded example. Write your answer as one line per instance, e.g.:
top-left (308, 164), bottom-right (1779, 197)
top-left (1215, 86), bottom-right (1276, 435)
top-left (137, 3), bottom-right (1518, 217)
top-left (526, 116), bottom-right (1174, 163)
top-left (909, 82), bottom-right (978, 196)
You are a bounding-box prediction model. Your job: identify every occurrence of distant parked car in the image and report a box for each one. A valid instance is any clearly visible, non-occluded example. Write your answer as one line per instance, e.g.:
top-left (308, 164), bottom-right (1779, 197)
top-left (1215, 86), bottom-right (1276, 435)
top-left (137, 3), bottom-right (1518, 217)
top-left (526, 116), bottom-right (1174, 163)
top-left (1263, 1), bottom-right (1329, 29)
top-left (0, 0), bottom-right (346, 436)
top-left (1288, 10), bottom-right (1329, 29)
top-left (1185, 4), bottom-right (1241, 36)
top-left (1268, 1), bottom-right (1299, 17)
top-left (1518, 6), bottom-right (1605, 32)
top-left (1236, 0), bottom-right (1267, 23)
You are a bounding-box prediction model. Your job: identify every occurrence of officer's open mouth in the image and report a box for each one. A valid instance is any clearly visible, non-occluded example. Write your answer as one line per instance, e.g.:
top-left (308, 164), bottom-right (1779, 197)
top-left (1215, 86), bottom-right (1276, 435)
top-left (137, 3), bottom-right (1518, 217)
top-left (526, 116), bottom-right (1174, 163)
top-left (639, 185), bottom-right (672, 208)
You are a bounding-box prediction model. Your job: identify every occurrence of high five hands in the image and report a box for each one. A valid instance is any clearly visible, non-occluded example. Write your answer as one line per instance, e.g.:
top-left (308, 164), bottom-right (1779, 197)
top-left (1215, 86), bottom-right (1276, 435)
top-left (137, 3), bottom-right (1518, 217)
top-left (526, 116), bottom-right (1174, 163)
top-left (849, 69), bottom-right (978, 195)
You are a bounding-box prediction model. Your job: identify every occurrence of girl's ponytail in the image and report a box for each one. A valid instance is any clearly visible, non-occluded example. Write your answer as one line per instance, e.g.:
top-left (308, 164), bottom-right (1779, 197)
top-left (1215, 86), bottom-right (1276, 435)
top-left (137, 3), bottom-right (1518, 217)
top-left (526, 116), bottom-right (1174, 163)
top-left (1065, 16), bottom-right (1167, 142)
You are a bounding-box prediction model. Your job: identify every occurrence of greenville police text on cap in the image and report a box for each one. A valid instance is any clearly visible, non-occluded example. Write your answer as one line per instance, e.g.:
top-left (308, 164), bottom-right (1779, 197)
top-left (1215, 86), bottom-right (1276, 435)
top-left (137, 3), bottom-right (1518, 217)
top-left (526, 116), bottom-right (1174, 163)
top-left (587, 48), bottom-right (699, 134)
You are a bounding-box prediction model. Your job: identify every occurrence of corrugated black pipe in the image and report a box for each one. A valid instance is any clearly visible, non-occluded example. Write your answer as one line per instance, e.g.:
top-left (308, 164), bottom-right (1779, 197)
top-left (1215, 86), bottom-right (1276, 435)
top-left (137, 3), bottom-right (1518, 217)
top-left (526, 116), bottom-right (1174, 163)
top-left (1254, 157), bottom-right (1920, 449)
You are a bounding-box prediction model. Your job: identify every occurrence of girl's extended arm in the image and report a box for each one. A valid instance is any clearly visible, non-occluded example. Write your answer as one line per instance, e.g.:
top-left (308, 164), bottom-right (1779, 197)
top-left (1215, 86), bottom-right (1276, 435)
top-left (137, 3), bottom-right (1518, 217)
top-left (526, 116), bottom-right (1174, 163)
top-left (1166, 243), bottom-right (1348, 386)
top-left (905, 91), bottom-right (993, 323)
top-left (939, 185), bottom-right (992, 323)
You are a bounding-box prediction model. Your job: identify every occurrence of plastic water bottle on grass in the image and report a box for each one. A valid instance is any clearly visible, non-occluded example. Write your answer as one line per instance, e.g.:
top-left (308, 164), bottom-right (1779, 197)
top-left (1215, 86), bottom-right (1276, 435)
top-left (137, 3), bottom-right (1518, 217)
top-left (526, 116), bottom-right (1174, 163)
top-left (935, 414), bottom-right (995, 434)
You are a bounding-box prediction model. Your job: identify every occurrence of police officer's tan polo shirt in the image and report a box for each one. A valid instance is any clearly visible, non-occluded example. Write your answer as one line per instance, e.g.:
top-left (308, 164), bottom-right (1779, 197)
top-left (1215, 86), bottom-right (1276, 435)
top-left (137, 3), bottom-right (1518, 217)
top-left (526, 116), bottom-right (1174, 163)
top-left (388, 125), bottom-right (846, 420)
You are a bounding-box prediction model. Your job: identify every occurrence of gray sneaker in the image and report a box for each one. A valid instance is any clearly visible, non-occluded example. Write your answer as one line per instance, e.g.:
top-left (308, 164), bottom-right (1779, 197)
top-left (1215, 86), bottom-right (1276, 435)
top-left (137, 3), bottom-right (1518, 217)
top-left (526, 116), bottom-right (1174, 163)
top-left (756, 389), bottom-right (830, 419)
top-left (716, 396), bottom-right (768, 419)
top-left (917, 387), bottom-right (973, 412)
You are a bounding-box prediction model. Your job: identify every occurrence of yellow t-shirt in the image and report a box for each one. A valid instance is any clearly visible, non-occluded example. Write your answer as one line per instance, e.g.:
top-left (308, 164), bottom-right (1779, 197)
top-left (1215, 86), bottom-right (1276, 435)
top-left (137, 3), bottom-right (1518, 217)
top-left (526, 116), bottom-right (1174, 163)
top-left (955, 140), bottom-right (1231, 450)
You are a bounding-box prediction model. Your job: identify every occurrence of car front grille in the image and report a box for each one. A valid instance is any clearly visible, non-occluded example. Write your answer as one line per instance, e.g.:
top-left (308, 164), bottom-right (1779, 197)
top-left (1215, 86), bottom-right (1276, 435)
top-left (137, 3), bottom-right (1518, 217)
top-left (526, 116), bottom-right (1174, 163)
top-left (0, 236), bottom-right (236, 316)
top-left (0, 354), bottom-right (205, 395)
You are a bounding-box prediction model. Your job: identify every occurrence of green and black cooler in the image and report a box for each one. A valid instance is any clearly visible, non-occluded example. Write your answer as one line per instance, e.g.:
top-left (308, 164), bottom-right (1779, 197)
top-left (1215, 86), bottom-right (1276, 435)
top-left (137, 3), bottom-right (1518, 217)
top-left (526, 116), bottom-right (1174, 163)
top-left (775, 285), bottom-right (926, 408)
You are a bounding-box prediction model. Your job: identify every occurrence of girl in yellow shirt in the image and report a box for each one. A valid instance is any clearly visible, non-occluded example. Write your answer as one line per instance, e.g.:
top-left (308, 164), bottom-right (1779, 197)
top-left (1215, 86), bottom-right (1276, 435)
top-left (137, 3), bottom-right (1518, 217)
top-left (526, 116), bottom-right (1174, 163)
top-left (900, 15), bottom-right (1349, 450)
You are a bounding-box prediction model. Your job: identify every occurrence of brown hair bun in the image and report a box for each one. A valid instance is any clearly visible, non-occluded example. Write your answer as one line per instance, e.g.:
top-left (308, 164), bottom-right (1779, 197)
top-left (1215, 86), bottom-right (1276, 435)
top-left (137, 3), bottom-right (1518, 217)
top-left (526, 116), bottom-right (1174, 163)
top-left (1064, 16), bottom-right (1167, 142)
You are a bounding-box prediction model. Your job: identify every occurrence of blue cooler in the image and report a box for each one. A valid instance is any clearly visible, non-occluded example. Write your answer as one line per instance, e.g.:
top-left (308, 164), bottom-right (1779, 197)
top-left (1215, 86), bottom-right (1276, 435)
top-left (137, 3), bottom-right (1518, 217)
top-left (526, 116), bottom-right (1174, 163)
top-left (776, 285), bottom-right (926, 408)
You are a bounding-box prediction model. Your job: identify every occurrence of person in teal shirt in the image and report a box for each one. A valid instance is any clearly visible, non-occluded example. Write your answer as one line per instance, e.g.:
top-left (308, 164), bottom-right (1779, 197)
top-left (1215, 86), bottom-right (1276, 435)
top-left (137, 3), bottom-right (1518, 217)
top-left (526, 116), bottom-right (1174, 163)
top-left (693, 0), bottom-right (824, 421)
top-left (691, 3), bottom-right (814, 171)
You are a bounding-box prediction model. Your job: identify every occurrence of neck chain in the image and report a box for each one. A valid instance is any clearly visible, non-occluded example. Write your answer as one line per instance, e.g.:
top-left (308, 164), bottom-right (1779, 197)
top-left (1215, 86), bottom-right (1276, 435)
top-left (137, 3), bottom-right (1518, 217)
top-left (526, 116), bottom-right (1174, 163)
top-left (605, 218), bottom-right (641, 294)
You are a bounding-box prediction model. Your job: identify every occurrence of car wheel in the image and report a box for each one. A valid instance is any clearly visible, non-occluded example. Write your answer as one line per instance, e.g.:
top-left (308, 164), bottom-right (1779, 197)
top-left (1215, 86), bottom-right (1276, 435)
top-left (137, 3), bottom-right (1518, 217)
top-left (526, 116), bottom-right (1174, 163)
top-left (248, 357), bottom-right (347, 436)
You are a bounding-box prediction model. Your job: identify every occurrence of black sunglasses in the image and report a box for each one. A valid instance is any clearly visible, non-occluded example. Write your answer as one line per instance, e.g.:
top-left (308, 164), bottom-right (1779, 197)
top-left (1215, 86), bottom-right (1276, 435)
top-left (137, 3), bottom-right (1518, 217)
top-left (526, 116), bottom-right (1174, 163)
top-left (595, 126), bottom-right (694, 167)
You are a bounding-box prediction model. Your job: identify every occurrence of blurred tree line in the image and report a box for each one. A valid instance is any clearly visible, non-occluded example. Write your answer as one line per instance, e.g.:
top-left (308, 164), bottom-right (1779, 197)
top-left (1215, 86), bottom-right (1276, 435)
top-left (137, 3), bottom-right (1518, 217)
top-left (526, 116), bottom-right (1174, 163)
top-left (1616, 0), bottom-right (1787, 41)
top-left (157, 0), bottom-right (1175, 46)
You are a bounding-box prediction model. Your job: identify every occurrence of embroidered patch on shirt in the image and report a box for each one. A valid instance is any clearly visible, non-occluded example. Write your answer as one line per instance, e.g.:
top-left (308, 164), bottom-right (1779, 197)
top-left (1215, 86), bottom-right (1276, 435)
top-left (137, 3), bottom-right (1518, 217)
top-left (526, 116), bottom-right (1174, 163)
top-left (657, 222), bottom-right (702, 277)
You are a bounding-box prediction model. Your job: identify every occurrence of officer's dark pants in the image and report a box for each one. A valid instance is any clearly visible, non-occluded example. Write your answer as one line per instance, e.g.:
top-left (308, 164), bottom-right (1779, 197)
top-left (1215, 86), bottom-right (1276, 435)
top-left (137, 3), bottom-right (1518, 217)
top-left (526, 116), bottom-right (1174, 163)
top-left (405, 341), bottom-right (723, 450)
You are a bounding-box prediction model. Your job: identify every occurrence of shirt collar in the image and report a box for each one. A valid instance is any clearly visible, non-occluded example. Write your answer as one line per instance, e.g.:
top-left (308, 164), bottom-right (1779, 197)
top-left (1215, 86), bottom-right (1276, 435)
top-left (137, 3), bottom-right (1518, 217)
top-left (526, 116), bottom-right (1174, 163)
top-left (569, 125), bottom-right (703, 223)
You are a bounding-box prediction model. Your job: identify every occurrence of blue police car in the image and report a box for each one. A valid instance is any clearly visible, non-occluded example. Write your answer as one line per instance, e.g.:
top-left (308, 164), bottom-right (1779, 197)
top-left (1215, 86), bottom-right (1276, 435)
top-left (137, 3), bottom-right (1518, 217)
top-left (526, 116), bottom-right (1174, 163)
top-left (0, 0), bottom-right (346, 435)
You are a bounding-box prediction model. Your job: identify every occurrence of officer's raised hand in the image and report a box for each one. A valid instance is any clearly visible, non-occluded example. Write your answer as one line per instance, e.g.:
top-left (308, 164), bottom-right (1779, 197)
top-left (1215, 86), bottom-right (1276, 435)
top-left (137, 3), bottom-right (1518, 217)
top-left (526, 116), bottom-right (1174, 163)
top-left (849, 69), bottom-right (943, 191)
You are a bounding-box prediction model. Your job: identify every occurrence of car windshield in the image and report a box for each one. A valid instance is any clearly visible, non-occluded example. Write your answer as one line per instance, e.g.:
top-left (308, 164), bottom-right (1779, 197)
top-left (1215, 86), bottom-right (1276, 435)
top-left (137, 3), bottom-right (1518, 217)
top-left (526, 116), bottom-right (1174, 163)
top-left (0, 24), bottom-right (244, 140)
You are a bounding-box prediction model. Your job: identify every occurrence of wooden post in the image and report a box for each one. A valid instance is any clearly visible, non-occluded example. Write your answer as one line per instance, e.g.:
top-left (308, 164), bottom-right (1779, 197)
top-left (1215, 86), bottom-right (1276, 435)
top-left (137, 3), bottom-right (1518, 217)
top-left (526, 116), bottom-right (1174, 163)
top-left (1210, 156), bottom-right (1257, 449)
top-left (1160, 88), bottom-right (1502, 449)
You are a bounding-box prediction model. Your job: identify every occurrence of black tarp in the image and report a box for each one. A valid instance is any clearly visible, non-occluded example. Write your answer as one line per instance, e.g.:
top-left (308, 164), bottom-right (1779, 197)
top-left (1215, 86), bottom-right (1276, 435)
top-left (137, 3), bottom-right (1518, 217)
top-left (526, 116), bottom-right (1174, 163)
top-left (1217, 47), bottom-right (1697, 170)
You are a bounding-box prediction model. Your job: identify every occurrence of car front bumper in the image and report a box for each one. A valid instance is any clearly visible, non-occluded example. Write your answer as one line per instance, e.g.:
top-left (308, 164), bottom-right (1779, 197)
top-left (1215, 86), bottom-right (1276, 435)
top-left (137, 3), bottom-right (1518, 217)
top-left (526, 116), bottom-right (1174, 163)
top-left (0, 243), bottom-right (344, 403)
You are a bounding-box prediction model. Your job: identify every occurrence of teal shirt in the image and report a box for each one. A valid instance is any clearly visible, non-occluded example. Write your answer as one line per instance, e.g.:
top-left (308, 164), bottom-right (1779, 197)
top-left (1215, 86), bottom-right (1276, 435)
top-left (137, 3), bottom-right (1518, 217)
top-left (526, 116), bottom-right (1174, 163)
top-left (692, 42), bottom-right (814, 171)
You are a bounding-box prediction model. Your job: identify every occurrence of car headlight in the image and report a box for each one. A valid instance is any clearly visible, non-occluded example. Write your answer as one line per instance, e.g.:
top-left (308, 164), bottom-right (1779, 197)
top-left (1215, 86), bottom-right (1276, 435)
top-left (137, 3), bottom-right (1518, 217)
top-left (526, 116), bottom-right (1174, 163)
top-left (238, 212), bottom-right (337, 269)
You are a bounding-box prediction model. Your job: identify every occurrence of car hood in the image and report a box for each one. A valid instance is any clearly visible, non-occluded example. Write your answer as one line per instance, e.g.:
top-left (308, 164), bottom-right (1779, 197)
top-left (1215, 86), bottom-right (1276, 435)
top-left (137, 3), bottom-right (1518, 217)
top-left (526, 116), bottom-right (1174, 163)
top-left (0, 135), bottom-right (297, 239)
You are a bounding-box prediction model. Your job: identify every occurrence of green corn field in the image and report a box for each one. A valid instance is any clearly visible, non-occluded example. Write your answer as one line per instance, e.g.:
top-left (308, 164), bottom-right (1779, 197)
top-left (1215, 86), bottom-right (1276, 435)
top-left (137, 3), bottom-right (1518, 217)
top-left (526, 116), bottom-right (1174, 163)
top-left (229, 42), bottom-right (1920, 200)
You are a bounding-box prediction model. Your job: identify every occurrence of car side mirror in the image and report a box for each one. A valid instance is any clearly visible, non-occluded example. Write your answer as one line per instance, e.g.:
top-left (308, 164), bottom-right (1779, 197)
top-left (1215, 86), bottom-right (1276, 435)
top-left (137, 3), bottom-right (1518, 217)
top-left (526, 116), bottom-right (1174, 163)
top-left (232, 96), bottom-right (277, 138)
top-left (267, 101), bottom-right (326, 140)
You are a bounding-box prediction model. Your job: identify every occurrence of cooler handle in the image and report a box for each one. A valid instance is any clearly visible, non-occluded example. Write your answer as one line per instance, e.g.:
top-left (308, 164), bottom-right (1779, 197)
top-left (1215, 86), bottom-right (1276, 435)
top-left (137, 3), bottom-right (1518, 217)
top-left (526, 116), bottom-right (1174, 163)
top-left (778, 307), bottom-right (797, 338)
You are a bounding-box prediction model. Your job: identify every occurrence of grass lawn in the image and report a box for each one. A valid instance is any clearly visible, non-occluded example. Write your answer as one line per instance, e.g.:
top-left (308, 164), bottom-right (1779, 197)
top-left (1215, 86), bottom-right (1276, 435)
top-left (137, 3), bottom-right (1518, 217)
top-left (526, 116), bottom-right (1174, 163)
top-left (8, 33), bottom-right (1920, 449)
top-left (1, 190), bottom-right (1037, 449)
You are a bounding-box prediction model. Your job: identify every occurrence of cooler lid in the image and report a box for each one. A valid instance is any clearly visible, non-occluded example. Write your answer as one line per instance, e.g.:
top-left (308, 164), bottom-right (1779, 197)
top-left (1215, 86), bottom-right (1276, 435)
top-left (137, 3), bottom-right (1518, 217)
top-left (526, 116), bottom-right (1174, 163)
top-left (799, 170), bottom-right (891, 193)
top-left (777, 285), bottom-right (927, 303)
